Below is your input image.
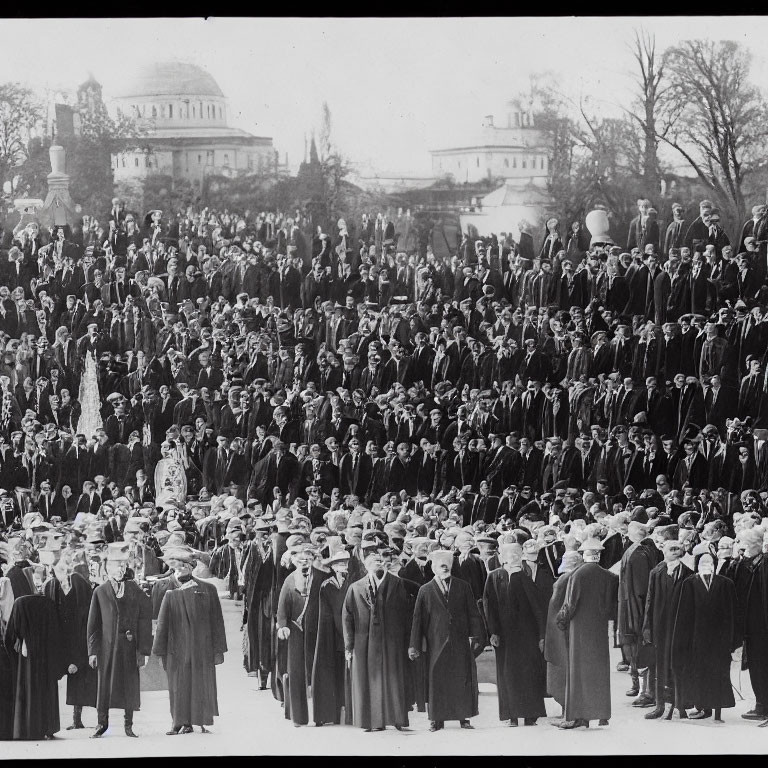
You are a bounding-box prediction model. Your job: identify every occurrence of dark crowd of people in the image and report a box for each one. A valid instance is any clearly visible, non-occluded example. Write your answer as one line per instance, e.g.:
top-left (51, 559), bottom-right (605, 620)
top-left (0, 193), bottom-right (766, 739)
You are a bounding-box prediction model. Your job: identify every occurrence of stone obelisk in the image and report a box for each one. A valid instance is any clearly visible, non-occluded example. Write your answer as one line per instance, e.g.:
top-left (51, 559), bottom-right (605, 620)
top-left (39, 144), bottom-right (76, 229)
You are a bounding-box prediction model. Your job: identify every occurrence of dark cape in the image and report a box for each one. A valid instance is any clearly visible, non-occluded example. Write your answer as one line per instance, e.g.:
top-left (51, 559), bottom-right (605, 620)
top-left (409, 576), bottom-right (486, 723)
top-left (311, 574), bottom-right (353, 725)
top-left (483, 568), bottom-right (547, 720)
top-left (87, 580), bottom-right (153, 712)
top-left (556, 562), bottom-right (619, 721)
top-left (152, 577), bottom-right (227, 727)
top-left (4, 594), bottom-right (67, 739)
top-left (544, 567), bottom-right (579, 706)
top-left (671, 573), bottom-right (737, 711)
top-left (342, 573), bottom-right (411, 730)
top-left (43, 573), bottom-right (98, 707)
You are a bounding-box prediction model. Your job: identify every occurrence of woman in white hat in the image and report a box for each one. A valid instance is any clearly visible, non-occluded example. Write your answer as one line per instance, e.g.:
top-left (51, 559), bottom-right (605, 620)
top-left (153, 545), bottom-right (226, 735)
top-left (311, 549), bottom-right (352, 726)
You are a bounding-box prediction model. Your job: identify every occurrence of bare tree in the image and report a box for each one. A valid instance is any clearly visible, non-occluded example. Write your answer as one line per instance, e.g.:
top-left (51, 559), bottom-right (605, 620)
top-left (0, 83), bottom-right (43, 200)
top-left (659, 40), bottom-right (768, 232)
top-left (624, 29), bottom-right (681, 194)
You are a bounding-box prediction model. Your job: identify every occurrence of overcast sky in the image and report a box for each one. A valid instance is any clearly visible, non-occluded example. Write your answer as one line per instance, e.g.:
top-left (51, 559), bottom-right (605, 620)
top-left (2, 17), bottom-right (767, 176)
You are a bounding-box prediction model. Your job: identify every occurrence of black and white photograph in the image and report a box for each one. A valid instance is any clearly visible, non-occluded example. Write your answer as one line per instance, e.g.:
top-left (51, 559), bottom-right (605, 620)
top-left (0, 14), bottom-right (766, 757)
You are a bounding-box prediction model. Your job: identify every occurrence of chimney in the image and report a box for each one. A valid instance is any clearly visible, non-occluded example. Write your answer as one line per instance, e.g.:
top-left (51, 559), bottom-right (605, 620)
top-left (484, 114), bottom-right (494, 128)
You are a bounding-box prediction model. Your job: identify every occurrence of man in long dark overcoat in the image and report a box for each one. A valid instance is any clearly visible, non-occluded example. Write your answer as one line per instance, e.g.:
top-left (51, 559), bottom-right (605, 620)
top-left (342, 548), bottom-right (411, 731)
top-left (408, 549), bottom-right (486, 732)
top-left (641, 536), bottom-right (692, 720)
top-left (152, 546), bottom-right (227, 734)
top-left (484, 543), bottom-right (547, 726)
top-left (555, 537), bottom-right (618, 729)
top-left (87, 542), bottom-right (153, 738)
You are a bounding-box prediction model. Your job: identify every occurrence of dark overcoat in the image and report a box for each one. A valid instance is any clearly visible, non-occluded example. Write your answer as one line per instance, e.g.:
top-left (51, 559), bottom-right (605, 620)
top-left (5, 594), bottom-right (66, 739)
top-left (342, 573), bottom-right (411, 729)
top-left (483, 568), bottom-right (546, 720)
top-left (556, 562), bottom-right (618, 721)
top-left (671, 573), bottom-right (737, 710)
top-left (544, 566), bottom-right (579, 706)
top-left (44, 573), bottom-right (98, 707)
top-left (409, 577), bottom-right (486, 723)
top-left (311, 575), bottom-right (353, 725)
top-left (152, 577), bottom-right (227, 727)
top-left (641, 561), bottom-right (692, 706)
top-left (87, 580), bottom-right (153, 711)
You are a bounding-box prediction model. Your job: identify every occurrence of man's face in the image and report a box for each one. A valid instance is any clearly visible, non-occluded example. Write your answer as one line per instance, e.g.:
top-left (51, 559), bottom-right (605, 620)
top-left (364, 553), bottom-right (385, 578)
top-left (431, 555), bottom-right (452, 579)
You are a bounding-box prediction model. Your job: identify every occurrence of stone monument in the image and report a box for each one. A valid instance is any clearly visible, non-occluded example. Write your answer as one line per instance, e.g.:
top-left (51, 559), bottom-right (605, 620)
top-left (38, 144), bottom-right (77, 230)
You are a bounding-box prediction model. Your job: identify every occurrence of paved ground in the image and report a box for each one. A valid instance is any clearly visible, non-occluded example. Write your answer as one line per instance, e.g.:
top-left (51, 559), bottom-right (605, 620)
top-left (5, 579), bottom-right (766, 756)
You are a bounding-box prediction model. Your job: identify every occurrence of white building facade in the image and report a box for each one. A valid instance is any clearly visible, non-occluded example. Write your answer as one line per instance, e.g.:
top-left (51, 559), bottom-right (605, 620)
top-left (110, 61), bottom-right (277, 187)
top-left (430, 109), bottom-right (551, 185)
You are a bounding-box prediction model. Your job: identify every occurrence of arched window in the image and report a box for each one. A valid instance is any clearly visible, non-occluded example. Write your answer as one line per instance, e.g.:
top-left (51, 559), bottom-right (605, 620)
top-left (151, 105), bottom-right (157, 118)
top-left (476, 157), bottom-right (480, 168)
top-left (168, 104), bottom-right (173, 118)
top-left (504, 158), bottom-right (509, 168)
top-left (540, 156), bottom-right (544, 169)
top-left (224, 153), bottom-right (229, 165)
top-left (219, 106), bottom-right (222, 119)
top-left (135, 157), bottom-right (139, 167)
top-left (121, 157), bottom-right (126, 168)
top-left (512, 156), bottom-right (517, 168)
top-left (522, 157), bottom-right (527, 169)
top-left (160, 104), bottom-right (166, 118)
top-left (198, 154), bottom-right (202, 164)
top-left (192, 106), bottom-right (196, 118)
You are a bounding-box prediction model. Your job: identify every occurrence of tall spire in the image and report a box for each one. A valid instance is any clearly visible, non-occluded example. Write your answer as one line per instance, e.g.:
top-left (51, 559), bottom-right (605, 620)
top-left (309, 133), bottom-right (319, 165)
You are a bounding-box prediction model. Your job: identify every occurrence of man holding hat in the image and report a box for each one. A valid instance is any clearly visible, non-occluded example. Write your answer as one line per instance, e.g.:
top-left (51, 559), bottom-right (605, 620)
top-left (555, 536), bottom-right (618, 729)
top-left (87, 542), bottom-right (153, 738)
top-left (409, 548), bottom-right (486, 732)
top-left (153, 545), bottom-right (227, 735)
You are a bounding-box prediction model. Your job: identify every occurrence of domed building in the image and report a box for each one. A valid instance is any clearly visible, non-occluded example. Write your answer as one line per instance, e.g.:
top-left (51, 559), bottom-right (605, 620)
top-left (110, 60), bottom-right (278, 187)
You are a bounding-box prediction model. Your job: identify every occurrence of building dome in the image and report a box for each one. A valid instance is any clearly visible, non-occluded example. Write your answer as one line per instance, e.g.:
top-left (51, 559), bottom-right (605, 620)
top-left (114, 61), bottom-right (224, 99)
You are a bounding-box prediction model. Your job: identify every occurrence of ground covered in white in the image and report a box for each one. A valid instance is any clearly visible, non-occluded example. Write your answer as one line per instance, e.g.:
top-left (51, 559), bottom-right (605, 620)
top-left (5, 579), bottom-right (764, 756)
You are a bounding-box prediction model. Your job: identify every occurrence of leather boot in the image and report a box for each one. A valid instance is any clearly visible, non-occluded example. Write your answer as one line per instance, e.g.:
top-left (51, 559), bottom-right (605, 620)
top-left (625, 671), bottom-right (639, 697)
top-left (67, 705), bottom-right (85, 730)
top-left (124, 710), bottom-right (138, 738)
top-left (91, 712), bottom-right (108, 738)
